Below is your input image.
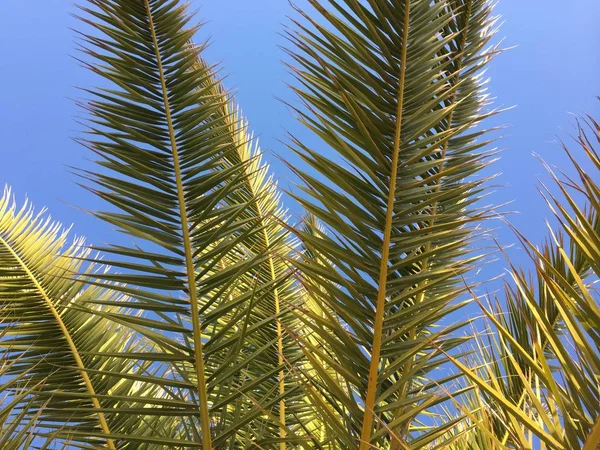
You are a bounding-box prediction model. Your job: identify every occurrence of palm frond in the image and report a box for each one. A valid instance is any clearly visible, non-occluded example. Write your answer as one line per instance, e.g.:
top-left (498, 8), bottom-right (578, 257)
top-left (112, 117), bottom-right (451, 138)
top-left (0, 188), bottom-right (190, 448)
top-left (0, 333), bottom-right (54, 449)
top-left (285, 0), bottom-right (500, 446)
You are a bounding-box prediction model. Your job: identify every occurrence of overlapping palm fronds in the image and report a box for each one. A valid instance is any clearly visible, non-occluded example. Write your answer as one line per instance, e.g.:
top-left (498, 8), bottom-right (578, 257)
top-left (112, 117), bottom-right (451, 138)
top-left (451, 114), bottom-right (600, 450)
top-left (193, 63), bottom-right (313, 448)
top-left (0, 336), bottom-right (52, 449)
top-left (284, 0), bottom-right (500, 447)
top-left (2, 0), bottom-right (599, 449)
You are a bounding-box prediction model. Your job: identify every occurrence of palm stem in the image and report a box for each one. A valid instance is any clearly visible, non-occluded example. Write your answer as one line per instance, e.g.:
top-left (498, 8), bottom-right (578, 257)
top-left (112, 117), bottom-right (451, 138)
top-left (265, 232), bottom-right (287, 449)
top-left (143, 1), bottom-right (212, 447)
top-left (358, 1), bottom-right (411, 447)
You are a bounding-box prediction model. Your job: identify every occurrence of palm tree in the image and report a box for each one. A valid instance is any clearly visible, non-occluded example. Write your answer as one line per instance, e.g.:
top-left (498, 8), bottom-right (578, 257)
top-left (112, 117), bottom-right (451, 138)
top-left (0, 0), bottom-right (598, 449)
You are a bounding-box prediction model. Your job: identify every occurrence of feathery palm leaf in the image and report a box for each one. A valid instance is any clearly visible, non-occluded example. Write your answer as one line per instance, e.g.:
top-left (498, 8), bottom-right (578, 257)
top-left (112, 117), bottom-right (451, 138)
top-left (75, 1), bottom-right (309, 447)
top-left (195, 66), bottom-right (314, 448)
top-left (0, 188), bottom-right (191, 449)
top-left (285, 0), bottom-right (500, 447)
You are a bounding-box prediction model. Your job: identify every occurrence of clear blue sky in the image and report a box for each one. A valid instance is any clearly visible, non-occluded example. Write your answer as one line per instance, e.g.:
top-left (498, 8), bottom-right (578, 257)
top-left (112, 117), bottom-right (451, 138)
top-left (1, 1), bottom-right (599, 268)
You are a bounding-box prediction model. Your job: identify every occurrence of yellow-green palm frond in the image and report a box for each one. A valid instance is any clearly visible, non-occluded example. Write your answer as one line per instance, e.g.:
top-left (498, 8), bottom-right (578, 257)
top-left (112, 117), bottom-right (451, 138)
top-left (0, 188), bottom-right (193, 448)
top-left (0, 333), bottom-right (53, 449)
top-left (452, 112), bottom-right (600, 450)
top-left (188, 55), bottom-right (317, 447)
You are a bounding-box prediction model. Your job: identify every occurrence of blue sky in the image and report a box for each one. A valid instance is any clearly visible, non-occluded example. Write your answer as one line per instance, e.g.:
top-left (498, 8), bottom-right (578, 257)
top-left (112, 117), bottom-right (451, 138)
top-left (1, 0), bottom-right (599, 270)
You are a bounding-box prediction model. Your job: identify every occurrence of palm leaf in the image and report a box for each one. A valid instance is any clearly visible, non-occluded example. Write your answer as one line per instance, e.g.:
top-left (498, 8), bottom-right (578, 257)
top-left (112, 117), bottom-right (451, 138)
top-left (75, 1), bottom-right (308, 447)
top-left (0, 331), bottom-right (54, 449)
top-left (285, 0), bottom-right (500, 447)
top-left (0, 188), bottom-right (193, 448)
top-left (193, 61), bottom-right (313, 448)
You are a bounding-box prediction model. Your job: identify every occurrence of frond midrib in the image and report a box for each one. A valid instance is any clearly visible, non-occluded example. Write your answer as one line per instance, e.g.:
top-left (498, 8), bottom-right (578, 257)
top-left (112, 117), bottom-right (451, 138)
top-left (143, 1), bottom-right (212, 448)
top-left (358, 1), bottom-right (412, 447)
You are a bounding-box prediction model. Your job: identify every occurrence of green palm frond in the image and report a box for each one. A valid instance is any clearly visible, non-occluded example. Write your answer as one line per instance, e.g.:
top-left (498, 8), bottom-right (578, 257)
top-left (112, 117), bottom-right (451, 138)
top-left (284, 0), bottom-right (500, 447)
top-left (74, 1), bottom-right (309, 447)
top-left (452, 114), bottom-right (600, 450)
top-left (186, 58), bottom-right (315, 448)
top-left (200, 67), bottom-right (311, 448)
top-left (5, 1), bottom-right (598, 449)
